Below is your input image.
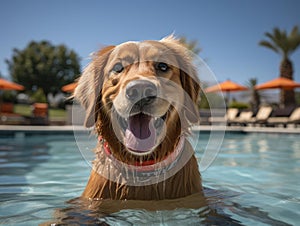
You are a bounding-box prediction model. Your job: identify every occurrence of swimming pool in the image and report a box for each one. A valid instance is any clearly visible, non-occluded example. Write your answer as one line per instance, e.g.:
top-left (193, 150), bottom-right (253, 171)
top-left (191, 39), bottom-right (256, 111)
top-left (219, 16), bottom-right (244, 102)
top-left (0, 131), bottom-right (299, 225)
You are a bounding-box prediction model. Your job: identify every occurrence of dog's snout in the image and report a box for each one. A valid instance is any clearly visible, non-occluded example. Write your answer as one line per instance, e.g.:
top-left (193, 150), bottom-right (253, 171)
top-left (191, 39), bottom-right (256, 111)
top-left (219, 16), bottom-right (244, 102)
top-left (126, 80), bottom-right (157, 105)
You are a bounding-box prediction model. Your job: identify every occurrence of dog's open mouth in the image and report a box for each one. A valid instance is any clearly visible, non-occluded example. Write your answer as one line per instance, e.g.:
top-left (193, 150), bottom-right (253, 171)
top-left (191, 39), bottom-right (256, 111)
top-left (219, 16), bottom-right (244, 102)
top-left (117, 112), bottom-right (166, 155)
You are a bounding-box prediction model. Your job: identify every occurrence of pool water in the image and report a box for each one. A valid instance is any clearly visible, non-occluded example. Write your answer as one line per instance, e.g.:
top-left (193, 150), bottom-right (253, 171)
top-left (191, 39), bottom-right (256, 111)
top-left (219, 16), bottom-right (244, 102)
top-left (0, 132), bottom-right (299, 225)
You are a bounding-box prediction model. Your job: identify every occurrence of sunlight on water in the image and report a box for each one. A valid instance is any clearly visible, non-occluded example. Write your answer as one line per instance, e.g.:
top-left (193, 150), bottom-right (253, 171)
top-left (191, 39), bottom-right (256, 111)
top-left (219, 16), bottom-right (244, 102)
top-left (0, 132), bottom-right (299, 225)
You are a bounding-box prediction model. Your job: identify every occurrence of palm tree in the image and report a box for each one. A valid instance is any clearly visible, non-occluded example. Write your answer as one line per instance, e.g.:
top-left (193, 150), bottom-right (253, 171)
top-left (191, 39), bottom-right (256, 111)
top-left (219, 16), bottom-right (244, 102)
top-left (259, 26), bottom-right (300, 107)
top-left (246, 78), bottom-right (261, 112)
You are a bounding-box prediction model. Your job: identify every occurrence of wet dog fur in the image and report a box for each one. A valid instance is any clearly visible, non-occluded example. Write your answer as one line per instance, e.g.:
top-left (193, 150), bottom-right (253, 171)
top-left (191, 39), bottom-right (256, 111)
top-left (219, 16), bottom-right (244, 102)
top-left (74, 36), bottom-right (205, 202)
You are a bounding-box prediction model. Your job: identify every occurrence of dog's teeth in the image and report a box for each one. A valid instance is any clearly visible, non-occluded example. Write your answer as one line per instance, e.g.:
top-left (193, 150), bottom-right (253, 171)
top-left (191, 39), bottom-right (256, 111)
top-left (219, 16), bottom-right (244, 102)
top-left (118, 116), bottom-right (128, 130)
top-left (154, 117), bottom-right (162, 128)
top-left (124, 118), bottom-right (128, 127)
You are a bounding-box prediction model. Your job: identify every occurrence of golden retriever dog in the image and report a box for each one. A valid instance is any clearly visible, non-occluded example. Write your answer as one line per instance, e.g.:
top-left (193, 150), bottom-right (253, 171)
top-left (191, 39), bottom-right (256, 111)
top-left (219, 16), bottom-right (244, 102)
top-left (74, 36), bottom-right (205, 204)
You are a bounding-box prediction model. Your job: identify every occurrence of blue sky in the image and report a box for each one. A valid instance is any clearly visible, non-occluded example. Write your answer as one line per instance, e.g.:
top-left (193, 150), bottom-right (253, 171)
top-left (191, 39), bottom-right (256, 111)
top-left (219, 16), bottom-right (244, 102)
top-left (0, 0), bottom-right (300, 86)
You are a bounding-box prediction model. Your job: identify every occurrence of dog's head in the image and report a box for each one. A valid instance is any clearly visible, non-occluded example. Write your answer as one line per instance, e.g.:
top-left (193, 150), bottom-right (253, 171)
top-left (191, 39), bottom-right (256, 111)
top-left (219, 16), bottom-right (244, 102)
top-left (74, 36), bottom-right (200, 163)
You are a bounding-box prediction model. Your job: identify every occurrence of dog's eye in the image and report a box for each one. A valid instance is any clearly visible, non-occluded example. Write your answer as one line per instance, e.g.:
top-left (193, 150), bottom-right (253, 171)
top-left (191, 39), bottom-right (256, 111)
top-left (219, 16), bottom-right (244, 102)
top-left (112, 62), bottom-right (124, 73)
top-left (156, 62), bottom-right (169, 72)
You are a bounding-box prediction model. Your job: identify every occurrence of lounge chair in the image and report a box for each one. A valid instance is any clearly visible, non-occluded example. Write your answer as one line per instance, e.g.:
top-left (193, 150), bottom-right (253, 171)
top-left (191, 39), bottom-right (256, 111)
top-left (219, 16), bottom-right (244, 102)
top-left (228, 111), bottom-right (253, 126)
top-left (0, 103), bottom-right (27, 125)
top-left (30, 103), bottom-right (49, 125)
top-left (0, 103), bottom-right (14, 113)
top-left (32, 103), bottom-right (48, 117)
top-left (209, 108), bottom-right (239, 125)
top-left (248, 106), bottom-right (273, 126)
top-left (267, 107), bottom-right (300, 127)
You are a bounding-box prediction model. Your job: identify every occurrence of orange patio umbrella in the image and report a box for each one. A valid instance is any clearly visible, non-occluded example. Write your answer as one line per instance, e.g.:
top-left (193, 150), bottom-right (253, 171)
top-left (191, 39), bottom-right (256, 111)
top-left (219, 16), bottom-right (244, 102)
top-left (205, 80), bottom-right (248, 93)
top-left (61, 82), bottom-right (78, 93)
top-left (0, 78), bottom-right (24, 91)
top-left (255, 77), bottom-right (300, 90)
top-left (204, 80), bottom-right (248, 105)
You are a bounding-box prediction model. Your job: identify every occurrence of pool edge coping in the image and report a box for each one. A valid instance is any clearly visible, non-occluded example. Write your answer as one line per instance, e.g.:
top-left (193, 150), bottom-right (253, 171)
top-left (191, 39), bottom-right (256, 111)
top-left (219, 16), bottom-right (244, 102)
top-left (1, 125), bottom-right (300, 134)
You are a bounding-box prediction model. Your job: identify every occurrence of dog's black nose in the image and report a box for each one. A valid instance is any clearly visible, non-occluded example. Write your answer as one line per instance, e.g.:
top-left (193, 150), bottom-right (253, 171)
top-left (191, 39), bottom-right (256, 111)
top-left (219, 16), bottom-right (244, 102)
top-left (126, 80), bottom-right (157, 105)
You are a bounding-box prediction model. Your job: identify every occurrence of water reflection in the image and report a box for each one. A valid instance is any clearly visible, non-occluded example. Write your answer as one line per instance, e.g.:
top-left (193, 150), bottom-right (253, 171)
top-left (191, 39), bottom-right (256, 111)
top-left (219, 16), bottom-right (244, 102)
top-left (43, 187), bottom-right (292, 226)
top-left (198, 132), bottom-right (300, 225)
top-left (1, 132), bottom-right (299, 225)
top-left (44, 190), bottom-right (244, 225)
top-left (0, 136), bottom-right (51, 192)
top-left (257, 138), bottom-right (268, 153)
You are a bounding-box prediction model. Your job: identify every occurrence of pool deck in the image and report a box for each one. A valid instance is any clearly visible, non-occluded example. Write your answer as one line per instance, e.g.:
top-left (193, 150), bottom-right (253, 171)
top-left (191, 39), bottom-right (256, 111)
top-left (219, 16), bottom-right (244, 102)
top-left (1, 124), bottom-right (300, 134)
top-left (194, 125), bottom-right (300, 134)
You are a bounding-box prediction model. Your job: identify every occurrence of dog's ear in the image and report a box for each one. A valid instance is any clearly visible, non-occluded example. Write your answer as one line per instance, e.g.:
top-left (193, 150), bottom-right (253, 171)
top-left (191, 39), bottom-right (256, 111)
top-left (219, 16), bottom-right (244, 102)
top-left (161, 36), bottom-right (200, 125)
top-left (73, 46), bottom-right (115, 127)
top-left (180, 64), bottom-right (200, 125)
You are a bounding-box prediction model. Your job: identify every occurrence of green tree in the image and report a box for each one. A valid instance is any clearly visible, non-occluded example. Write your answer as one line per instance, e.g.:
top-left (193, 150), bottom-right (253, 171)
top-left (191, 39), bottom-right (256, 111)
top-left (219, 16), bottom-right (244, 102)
top-left (179, 36), bottom-right (201, 55)
top-left (6, 41), bottom-right (81, 102)
top-left (259, 26), bottom-right (300, 107)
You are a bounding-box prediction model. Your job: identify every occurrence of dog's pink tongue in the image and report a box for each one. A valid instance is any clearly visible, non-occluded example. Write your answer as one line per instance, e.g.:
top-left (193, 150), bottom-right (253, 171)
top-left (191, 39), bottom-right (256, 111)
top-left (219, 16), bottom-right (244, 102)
top-left (125, 114), bottom-right (156, 152)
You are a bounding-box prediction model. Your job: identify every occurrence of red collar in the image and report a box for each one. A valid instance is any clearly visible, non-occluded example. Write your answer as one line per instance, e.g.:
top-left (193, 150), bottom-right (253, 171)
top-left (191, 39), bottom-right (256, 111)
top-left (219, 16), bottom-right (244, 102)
top-left (98, 136), bottom-right (185, 170)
